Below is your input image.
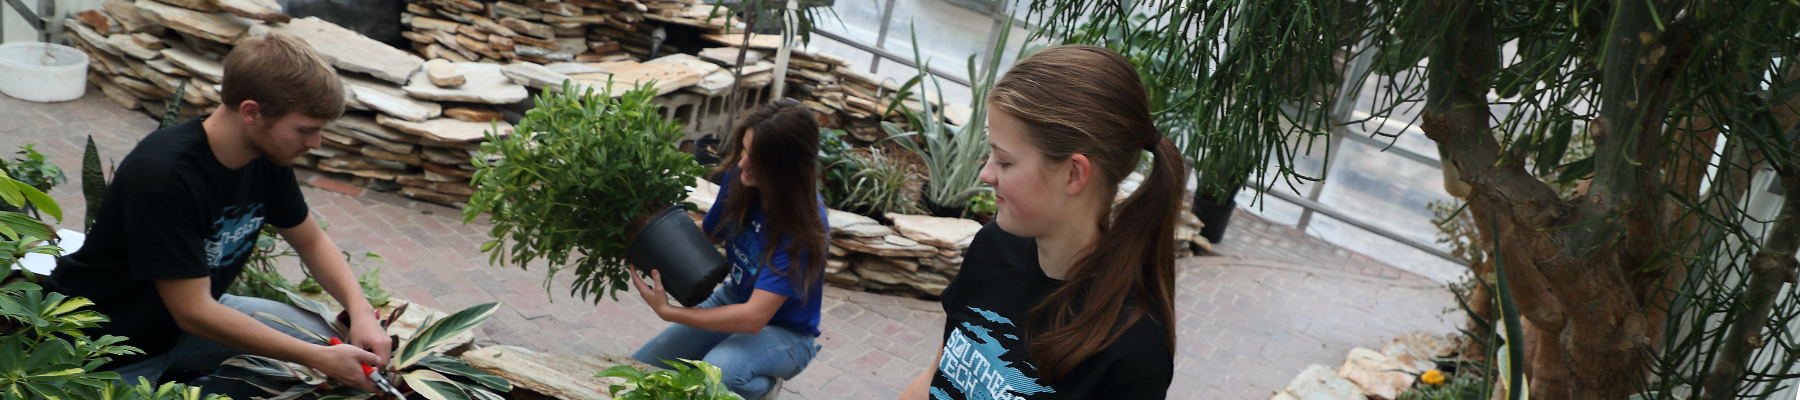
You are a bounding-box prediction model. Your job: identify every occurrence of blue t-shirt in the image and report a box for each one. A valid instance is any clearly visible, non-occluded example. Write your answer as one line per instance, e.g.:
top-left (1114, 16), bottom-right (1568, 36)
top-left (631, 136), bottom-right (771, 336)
top-left (700, 173), bottom-right (829, 337)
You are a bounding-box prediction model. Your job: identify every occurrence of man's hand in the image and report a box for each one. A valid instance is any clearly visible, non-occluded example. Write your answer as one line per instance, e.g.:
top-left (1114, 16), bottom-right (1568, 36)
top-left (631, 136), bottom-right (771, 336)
top-left (631, 265), bottom-right (670, 317)
top-left (348, 318), bottom-right (392, 366)
top-left (281, 215), bottom-right (392, 365)
top-left (307, 342), bottom-right (382, 393)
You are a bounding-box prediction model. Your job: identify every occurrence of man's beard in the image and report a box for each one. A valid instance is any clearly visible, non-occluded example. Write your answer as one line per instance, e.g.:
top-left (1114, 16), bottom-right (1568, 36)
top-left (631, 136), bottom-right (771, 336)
top-left (250, 126), bottom-right (301, 166)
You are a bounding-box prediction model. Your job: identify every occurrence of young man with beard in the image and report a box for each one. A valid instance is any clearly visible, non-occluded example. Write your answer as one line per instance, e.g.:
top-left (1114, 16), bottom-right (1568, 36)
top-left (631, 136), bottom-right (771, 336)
top-left (46, 32), bottom-right (390, 396)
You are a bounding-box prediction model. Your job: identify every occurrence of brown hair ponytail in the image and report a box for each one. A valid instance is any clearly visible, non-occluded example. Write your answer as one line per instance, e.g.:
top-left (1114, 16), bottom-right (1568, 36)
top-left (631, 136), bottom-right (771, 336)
top-left (987, 45), bottom-right (1184, 382)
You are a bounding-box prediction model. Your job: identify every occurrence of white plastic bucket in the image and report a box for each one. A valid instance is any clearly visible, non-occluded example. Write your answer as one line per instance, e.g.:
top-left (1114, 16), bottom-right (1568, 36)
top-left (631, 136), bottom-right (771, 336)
top-left (0, 42), bottom-right (90, 103)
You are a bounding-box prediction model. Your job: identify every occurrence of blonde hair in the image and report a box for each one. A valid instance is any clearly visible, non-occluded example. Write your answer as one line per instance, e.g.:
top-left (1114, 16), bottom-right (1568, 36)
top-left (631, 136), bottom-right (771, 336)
top-left (221, 32), bottom-right (345, 121)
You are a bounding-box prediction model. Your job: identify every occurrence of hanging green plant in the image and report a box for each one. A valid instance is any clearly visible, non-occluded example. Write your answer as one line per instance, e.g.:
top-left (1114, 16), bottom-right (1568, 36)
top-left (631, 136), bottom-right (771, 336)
top-left (464, 80), bottom-right (710, 303)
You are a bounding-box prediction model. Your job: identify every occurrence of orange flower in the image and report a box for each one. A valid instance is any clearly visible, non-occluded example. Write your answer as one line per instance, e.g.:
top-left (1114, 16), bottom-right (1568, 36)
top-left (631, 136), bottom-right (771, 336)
top-left (1421, 369), bottom-right (1445, 386)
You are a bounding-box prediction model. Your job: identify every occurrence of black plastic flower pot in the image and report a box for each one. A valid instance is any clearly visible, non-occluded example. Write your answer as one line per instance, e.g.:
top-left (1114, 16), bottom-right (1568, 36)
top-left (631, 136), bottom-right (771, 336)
top-left (1192, 196), bottom-right (1235, 244)
top-left (628, 205), bottom-right (732, 307)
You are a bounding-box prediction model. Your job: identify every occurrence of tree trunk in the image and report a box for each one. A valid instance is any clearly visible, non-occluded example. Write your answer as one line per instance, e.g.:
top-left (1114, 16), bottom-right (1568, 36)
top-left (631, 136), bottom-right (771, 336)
top-left (1417, 0), bottom-right (1681, 397)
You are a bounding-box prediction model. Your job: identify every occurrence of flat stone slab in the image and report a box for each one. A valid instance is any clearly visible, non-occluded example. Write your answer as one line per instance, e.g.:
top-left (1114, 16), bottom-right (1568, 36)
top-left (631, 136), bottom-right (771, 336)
top-left (645, 53), bottom-right (720, 75)
top-left (544, 62), bottom-right (608, 75)
top-left (262, 17), bottom-right (424, 85)
top-left (157, 0), bottom-right (219, 12)
top-left (425, 59), bottom-right (465, 87)
top-left (698, 47), bottom-right (762, 66)
top-left (444, 106), bottom-right (502, 123)
top-left (833, 235), bottom-right (938, 258)
top-left (349, 83), bottom-right (441, 122)
top-left (218, 0), bottom-right (289, 23)
top-left (886, 213), bottom-right (981, 250)
top-left (461, 346), bottom-right (656, 400)
top-left (68, 20), bottom-right (120, 57)
top-left (686, 70), bottom-right (735, 96)
top-left (160, 46), bottom-right (223, 82)
top-left (107, 34), bottom-right (161, 59)
top-left (1338, 348), bottom-right (1413, 400)
top-left (377, 114), bottom-right (513, 143)
top-left (404, 62), bottom-right (528, 104)
top-left (1280, 364), bottom-right (1367, 400)
top-left (135, 0), bottom-right (253, 45)
top-left (104, 0), bottom-right (161, 34)
top-left (499, 61), bottom-right (572, 90)
top-left (567, 60), bottom-right (705, 97)
top-left (828, 209), bottom-right (890, 238)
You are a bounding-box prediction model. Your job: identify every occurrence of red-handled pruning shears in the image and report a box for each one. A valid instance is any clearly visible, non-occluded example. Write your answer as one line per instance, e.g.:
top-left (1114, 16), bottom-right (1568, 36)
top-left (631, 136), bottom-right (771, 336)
top-left (330, 337), bottom-right (405, 399)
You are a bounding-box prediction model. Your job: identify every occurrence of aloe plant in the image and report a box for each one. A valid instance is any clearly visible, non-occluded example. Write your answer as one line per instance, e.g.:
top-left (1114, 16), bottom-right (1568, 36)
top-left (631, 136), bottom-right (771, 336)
top-left (832, 148), bottom-right (925, 216)
top-left (878, 20), bottom-right (1012, 216)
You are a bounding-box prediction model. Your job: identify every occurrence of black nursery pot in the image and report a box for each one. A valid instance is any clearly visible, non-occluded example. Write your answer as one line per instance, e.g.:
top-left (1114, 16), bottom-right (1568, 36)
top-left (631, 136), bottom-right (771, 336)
top-left (628, 205), bottom-right (732, 307)
top-left (1192, 196), bottom-right (1235, 244)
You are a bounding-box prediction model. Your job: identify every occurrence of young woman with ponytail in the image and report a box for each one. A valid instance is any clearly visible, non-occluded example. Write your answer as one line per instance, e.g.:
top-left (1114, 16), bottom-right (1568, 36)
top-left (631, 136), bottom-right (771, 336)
top-left (901, 45), bottom-right (1181, 399)
top-left (631, 99), bottom-right (830, 399)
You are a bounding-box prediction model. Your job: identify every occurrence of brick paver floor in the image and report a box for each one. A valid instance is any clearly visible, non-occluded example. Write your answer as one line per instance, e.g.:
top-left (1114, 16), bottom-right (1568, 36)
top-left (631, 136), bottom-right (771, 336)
top-left (7, 93), bottom-right (1460, 399)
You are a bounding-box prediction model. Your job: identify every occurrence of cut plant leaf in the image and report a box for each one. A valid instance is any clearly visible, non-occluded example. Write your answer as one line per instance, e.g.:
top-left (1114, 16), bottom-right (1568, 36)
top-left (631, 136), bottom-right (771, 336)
top-left (394, 302), bottom-right (498, 368)
top-left (403, 370), bottom-right (473, 400)
top-left (414, 354), bottom-right (511, 392)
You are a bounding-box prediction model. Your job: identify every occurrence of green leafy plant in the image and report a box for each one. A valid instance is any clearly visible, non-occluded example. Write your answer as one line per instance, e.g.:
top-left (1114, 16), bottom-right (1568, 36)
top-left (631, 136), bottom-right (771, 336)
top-left (966, 190), bottom-right (997, 216)
top-left (0, 281), bottom-right (229, 400)
top-left (818, 128), bottom-right (856, 207)
top-left (72, 377), bottom-right (229, 400)
top-left (1399, 369), bottom-right (1487, 400)
top-left (81, 135), bottom-right (105, 232)
top-left (228, 223), bottom-right (386, 308)
top-left (465, 80), bottom-right (709, 302)
top-left (878, 21), bottom-right (1009, 216)
top-left (0, 145), bottom-right (66, 195)
top-left (833, 148), bottom-right (924, 216)
top-left (0, 169), bottom-right (62, 244)
top-left (159, 81), bottom-right (189, 130)
top-left (598, 359), bottom-right (744, 400)
top-left (217, 300), bottom-right (507, 400)
top-left (0, 163), bottom-right (217, 400)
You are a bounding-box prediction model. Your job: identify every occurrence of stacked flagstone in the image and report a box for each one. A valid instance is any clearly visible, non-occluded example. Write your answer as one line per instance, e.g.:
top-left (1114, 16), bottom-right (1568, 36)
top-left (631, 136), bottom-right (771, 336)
top-left (824, 210), bottom-right (976, 297)
top-left (64, 0), bottom-right (512, 207)
top-left (399, 0), bottom-right (739, 66)
top-left (698, 31), bottom-right (932, 137)
top-left (66, 0), bottom-right (975, 208)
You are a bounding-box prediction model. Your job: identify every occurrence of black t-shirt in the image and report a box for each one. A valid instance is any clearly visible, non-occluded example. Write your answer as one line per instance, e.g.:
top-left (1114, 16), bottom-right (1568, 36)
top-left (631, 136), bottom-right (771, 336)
top-left (47, 115), bottom-right (310, 368)
top-left (931, 223), bottom-right (1173, 400)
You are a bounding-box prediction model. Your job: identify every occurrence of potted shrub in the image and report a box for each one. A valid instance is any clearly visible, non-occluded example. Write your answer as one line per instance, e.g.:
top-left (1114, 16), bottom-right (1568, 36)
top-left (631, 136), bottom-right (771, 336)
top-left (464, 80), bottom-right (721, 307)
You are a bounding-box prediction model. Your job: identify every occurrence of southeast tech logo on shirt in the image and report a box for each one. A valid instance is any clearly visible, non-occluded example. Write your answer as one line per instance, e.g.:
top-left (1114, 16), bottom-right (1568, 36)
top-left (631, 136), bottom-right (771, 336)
top-left (728, 220), bottom-right (766, 284)
top-left (205, 205), bottom-right (265, 270)
top-left (933, 307), bottom-right (1055, 400)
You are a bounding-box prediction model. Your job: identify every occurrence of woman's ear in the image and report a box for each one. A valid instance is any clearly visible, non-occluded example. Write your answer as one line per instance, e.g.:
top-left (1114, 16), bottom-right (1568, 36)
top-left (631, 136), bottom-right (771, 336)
top-left (1064, 153), bottom-right (1093, 197)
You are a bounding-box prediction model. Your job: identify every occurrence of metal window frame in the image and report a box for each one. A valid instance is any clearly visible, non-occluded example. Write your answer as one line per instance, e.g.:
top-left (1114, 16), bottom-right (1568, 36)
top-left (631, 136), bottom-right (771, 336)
top-left (2, 0), bottom-right (56, 43)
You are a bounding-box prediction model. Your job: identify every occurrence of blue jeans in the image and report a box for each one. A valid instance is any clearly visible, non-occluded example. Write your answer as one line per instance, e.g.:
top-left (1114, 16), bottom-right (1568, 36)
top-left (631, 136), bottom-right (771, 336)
top-left (633, 283), bottom-right (820, 399)
top-left (108, 295), bottom-right (336, 398)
